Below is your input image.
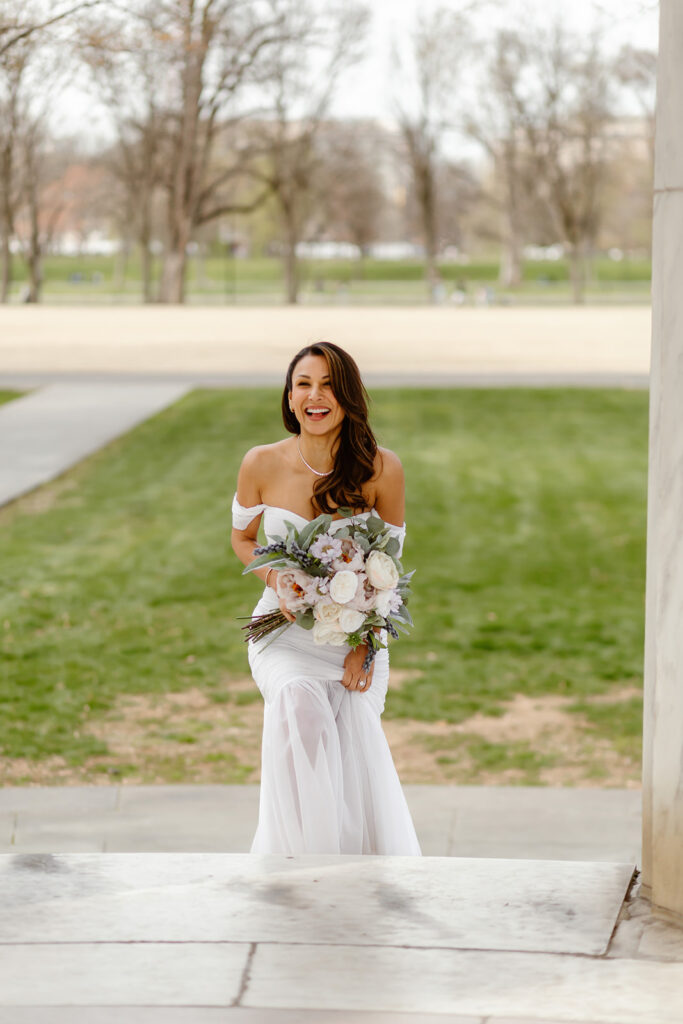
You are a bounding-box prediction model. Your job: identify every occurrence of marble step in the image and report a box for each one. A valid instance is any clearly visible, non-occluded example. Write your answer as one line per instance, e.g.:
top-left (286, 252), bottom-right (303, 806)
top-left (6, 851), bottom-right (678, 1023)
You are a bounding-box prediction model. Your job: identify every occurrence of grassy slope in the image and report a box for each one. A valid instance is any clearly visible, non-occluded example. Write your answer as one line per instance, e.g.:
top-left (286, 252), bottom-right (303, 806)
top-left (0, 388), bottom-right (648, 770)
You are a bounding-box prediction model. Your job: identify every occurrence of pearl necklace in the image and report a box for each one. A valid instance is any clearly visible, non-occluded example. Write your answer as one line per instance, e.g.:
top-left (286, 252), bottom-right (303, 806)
top-left (297, 436), bottom-right (332, 477)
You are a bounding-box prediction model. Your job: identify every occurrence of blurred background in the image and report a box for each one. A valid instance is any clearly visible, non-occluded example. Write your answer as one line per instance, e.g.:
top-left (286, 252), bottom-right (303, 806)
top-left (0, 0), bottom-right (658, 307)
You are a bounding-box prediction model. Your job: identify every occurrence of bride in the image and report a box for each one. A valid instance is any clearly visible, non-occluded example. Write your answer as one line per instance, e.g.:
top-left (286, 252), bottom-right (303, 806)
top-left (231, 341), bottom-right (421, 856)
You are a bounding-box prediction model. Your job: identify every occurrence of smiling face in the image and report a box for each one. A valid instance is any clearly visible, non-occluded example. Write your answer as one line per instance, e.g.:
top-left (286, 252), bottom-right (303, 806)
top-left (288, 353), bottom-right (345, 436)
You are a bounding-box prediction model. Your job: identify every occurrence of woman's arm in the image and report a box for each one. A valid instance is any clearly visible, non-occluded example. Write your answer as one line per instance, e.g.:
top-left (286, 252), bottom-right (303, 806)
top-left (231, 448), bottom-right (295, 622)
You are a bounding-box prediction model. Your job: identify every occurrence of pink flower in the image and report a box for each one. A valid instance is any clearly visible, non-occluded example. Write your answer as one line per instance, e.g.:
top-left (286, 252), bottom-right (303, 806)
top-left (331, 537), bottom-right (365, 573)
top-left (277, 569), bottom-right (316, 612)
top-left (348, 572), bottom-right (377, 612)
top-left (309, 534), bottom-right (343, 563)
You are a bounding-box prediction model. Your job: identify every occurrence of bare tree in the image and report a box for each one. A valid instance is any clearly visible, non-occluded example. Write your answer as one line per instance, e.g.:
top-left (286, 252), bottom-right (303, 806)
top-left (316, 121), bottom-right (387, 270)
top-left (82, 14), bottom-right (167, 302)
top-left (464, 30), bottom-right (538, 287)
top-left (393, 5), bottom-right (478, 301)
top-left (0, 0), bottom-right (94, 300)
top-left (0, 41), bottom-right (22, 300)
top-left (529, 24), bottom-right (616, 303)
top-left (0, 0), bottom-right (101, 58)
top-left (247, 0), bottom-right (369, 304)
top-left (469, 19), bottom-right (617, 303)
top-left (615, 44), bottom-right (656, 167)
top-left (152, 0), bottom-right (287, 304)
top-left (84, 0), bottom-right (290, 304)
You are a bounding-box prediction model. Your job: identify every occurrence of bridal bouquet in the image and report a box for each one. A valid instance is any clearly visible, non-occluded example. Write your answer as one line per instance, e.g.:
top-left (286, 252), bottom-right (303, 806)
top-left (241, 509), bottom-right (414, 669)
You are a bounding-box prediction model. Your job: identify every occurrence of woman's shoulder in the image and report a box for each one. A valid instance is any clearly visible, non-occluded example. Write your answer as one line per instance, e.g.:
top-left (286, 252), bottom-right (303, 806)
top-left (237, 439), bottom-right (292, 500)
top-left (240, 439), bottom-right (291, 470)
top-left (372, 446), bottom-right (404, 482)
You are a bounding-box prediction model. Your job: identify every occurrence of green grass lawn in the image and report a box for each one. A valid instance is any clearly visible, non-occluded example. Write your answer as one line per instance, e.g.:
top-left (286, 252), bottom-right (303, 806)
top-left (5, 254), bottom-right (652, 305)
top-left (0, 388), bottom-right (648, 783)
top-left (0, 391), bottom-right (21, 406)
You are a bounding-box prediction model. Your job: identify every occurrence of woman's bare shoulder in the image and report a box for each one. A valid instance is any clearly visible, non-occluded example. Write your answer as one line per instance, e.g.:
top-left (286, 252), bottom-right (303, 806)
top-left (237, 439), bottom-right (291, 501)
top-left (240, 439), bottom-right (290, 469)
top-left (372, 446), bottom-right (404, 482)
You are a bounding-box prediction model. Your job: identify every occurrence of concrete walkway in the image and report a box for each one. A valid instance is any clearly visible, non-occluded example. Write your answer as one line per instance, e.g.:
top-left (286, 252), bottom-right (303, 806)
top-left (0, 381), bottom-right (189, 507)
top-left (0, 784), bottom-right (642, 862)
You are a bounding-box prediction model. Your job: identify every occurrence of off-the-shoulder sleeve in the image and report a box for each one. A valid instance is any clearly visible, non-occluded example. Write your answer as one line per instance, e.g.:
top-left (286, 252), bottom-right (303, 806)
top-left (385, 521), bottom-right (406, 557)
top-left (232, 493), bottom-right (266, 530)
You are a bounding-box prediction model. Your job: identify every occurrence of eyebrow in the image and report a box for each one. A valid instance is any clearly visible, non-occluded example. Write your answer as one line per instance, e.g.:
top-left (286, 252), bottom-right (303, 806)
top-left (294, 374), bottom-right (330, 381)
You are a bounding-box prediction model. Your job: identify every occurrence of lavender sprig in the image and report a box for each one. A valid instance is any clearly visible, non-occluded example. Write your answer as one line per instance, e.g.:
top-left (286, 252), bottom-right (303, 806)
top-left (362, 646), bottom-right (377, 673)
top-left (385, 620), bottom-right (400, 640)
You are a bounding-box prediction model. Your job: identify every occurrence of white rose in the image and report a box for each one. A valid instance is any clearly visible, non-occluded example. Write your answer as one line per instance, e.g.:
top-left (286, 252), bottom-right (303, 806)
top-left (365, 551), bottom-right (399, 591)
top-left (312, 620), bottom-right (348, 646)
top-left (313, 599), bottom-right (343, 624)
top-left (338, 606), bottom-right (366, 633)
top-left (374, 589), bottom-right (394, 618)
top-left (329, 569), bottom-right (359, 605)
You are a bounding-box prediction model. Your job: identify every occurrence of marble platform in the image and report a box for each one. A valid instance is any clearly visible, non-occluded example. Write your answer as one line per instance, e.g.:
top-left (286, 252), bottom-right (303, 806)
top-left (3, 850), bottom-right (681, 1023)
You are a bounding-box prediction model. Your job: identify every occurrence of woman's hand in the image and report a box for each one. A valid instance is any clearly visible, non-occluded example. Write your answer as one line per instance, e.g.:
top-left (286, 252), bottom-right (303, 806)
top-left (267, 570), bottom-right (296, 623)
top-left (342, 643), bottom-right (374, 692)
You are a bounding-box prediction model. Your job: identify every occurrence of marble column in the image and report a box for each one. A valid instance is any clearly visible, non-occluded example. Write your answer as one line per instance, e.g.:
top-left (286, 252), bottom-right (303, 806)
top-left (641, 0), bottom-right (683, 921)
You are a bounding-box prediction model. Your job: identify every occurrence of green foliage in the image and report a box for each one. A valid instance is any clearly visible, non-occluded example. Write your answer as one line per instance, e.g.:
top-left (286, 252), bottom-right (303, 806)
top-left (0, 388), bottom-right (647, 771)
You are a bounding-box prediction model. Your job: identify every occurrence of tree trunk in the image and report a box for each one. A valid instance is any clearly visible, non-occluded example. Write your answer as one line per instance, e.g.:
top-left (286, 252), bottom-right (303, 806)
top-left (568, 243), bottom-right (586, 304)
top-left (114, 240), bottom-right (130, 293)
top-left (140, 240), bottom-right (154, 304)
top-left (0, 233), bottom-right (11, 303)
top-left (25, 197), bottom-right (42, 302)
top-left (160, 247), bottom-right (187, 304)
top-left (283, 210), bottom-right (300, 305)
top-left (499, 212), bottom-right (523, 288)
top-left (420, 166), bottom-right (441, 302)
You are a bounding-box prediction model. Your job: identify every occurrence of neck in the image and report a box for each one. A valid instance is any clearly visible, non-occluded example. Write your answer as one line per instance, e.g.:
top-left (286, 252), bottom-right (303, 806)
top-left (298, 431), bottom-right (337, 472)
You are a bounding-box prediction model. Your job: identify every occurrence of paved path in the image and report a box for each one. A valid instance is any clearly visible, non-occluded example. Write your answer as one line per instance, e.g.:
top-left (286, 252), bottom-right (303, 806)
top-left (0, 381), bottom-right (189, 507)
top-left (0, 305), bottom-right (651, 377)
top-left (0, 784), bottom-right (642, 862)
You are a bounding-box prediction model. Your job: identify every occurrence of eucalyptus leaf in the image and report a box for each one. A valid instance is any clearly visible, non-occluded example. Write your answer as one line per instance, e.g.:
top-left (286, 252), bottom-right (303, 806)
top-left (295, 608), bottom-right (315, 630)
top-left (365, 516), bottom-right (385, 537)
top-left (384, 537), bottom-right (400, 556)
top-left (296, 519), bottom-right (322, 550)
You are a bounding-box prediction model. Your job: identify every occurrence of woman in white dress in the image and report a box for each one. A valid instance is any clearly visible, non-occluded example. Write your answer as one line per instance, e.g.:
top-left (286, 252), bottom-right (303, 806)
top-left (231, 342), bottom-right (421, 856)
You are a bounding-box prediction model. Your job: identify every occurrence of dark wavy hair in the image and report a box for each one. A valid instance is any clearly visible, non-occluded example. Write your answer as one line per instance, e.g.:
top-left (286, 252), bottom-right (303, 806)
top-left (282, 341), bottom-right (379, 515)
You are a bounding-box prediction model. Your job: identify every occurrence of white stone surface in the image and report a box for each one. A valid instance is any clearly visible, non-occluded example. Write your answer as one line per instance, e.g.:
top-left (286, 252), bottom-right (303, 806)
top-left (0, 382), bottom-right (189, 506)
top-left (0, 306), bottom-right (651, 376)
top-left (0, 942), bottom-right (249, 1006)
top-left (0, 1011), bottom-right (484, 1024)
top-left (653, 3), bottom-right (683, 192)
top-left (0, 784), bottom-right (643, 863)
top-left (0, 853), bottom-right (633, 956)
top-left (244, 942), bottom-right (683, 1022)
top-left (642, 0), bottom-right (683, 920)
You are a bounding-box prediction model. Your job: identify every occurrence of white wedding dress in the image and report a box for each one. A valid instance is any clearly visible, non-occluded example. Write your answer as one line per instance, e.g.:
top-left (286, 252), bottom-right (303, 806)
top-left (233, 495), bottom-right (422, 856)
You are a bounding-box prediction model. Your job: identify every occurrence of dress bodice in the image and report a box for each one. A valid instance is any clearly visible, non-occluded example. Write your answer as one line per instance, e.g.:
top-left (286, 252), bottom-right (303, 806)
top-left (232, 493), bottom-right (406, 555)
